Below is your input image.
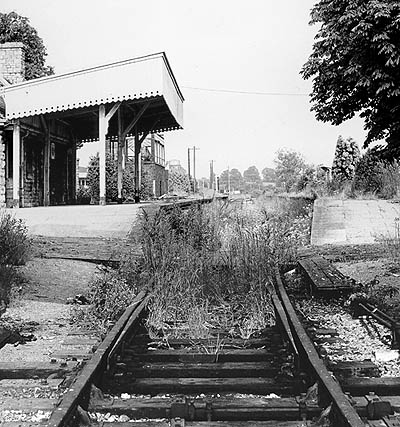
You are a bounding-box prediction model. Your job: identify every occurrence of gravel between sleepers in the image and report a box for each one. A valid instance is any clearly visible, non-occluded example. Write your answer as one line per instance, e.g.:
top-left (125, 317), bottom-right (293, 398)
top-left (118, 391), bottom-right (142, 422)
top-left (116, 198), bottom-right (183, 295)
top-left (295, 298), bottom-right (400, 377)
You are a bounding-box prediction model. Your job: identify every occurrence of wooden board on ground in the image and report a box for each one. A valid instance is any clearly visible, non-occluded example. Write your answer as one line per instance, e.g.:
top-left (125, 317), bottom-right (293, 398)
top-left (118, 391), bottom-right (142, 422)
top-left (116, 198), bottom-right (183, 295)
top-left (0, 361), bottom-right (79, 379)
top-left (90, 396), bottom-right (320, 421)
top-left (297, 256), bottom-right (353, 294)
top-left (104, 377), bottom-right (299, 395)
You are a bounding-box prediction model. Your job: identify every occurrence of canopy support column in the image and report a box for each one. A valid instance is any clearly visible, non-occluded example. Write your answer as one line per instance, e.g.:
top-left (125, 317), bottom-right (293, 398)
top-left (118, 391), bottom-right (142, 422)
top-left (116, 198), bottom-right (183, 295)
top-left (134, 127), bottom-right (140, 204)
top-left (99, 105), bottom-right (107, 205)
top-left (12, 119), bottom-right (20, 208)
top-left (99, 101), bottom-right (121, 205)
top-left (117, 107), bottom-right (124, 203)
top-left (40, 116), bottom-right (51, 207)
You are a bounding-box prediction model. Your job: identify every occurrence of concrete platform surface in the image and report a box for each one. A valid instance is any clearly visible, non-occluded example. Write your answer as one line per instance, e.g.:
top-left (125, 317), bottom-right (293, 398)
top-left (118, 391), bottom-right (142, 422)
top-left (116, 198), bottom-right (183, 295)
top-left (311, 198), bottom-right (400, 245)
top-left (3, 203), bottom-right (152, 238)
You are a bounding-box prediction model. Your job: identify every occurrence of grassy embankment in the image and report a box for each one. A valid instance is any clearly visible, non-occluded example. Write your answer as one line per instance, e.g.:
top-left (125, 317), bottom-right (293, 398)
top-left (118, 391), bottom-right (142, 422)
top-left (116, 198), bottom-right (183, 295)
top-left (79, 196), bottom-right (312, 339)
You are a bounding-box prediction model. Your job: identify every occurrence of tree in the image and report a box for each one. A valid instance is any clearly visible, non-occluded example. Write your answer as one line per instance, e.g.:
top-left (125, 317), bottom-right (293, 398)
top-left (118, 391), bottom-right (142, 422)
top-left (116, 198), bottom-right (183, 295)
top-left (331, 136), bottom-right (360, 182)
top-left (87, 153), bottom-right (137, 203)
top-left (274, 149), bottom-right (306, 192)
top-left (301, 1), bottom-right (400, 156)
top-left (219, 168), bottom-right (243, 192)
top-left (243, 166), bottom-right (261, 193)
top-left (0, 11), bottom-right (54, 80)
top-left (243, 166), bottom-right (261, 183)
top-left (261, 167), bottom-right (276, 183)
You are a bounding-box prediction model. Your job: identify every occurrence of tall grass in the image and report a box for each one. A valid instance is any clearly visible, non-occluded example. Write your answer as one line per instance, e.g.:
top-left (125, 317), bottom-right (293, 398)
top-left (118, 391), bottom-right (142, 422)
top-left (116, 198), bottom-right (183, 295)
top-left (0, 210), bottom-right (30, 312)
top-left (140, 199), bottom-right (311, 339)
top-left (80, 199), bottom-right (312, 339)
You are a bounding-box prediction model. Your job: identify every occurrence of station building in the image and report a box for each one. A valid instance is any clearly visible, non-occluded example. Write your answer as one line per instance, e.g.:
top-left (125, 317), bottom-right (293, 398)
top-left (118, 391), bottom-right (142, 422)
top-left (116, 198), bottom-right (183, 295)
top-left (0, 42), bottom-right (183, 207)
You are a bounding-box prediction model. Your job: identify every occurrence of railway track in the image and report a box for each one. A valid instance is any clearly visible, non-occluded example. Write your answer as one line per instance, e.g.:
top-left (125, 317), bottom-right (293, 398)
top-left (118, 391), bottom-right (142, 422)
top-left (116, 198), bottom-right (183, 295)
top-left (38, 270), bottom-right (367, 427)
top-left (1, 199), bottom-right (400, 426)
top-left (2, 267), bottom-right (400, 425)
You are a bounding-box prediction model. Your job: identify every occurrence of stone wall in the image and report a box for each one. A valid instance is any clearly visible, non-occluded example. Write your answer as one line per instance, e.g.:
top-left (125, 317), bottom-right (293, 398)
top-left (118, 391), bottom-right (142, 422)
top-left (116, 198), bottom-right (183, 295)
top-left (0, 42), bottom-right (25, 83)
top-left (0, 134), bottom-right (5, 207)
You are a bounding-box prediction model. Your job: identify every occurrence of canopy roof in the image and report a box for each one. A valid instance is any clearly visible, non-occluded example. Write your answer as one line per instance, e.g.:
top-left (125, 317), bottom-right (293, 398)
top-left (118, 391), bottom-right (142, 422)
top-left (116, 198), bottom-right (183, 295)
top-left (1, 52), bottom-right (184, 139)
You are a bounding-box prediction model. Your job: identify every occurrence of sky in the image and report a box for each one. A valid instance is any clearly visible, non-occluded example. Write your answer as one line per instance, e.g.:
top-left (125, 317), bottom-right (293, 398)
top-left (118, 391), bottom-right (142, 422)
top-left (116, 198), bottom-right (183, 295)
top-left (1, 0), bottom-right (368, 178)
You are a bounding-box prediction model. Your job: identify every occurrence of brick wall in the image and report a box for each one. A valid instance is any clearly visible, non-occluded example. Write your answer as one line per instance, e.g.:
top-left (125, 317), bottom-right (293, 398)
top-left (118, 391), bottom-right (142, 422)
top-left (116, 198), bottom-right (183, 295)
top-left (142, 162), bottom-right (168, 197)
top-left (0, 132), bottom-right (5, 207)
top-left (0, 42), bottom-right (25, 84)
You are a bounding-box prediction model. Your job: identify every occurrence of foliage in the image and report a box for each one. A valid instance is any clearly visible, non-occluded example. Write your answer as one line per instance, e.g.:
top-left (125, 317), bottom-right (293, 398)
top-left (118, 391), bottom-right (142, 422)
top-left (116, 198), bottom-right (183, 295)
top-left (296, 165), bottom-right (317, 191)
top-left (0, 211), bottom-right (30, 310)
top-left (168, 168), bottom-right (190, 194)
top-left (274, 148), bottom-right (306, 192)
top-left (140, 200), bottom-right (311, 339)
top-left (243, 166), bottom-right (261, 184)
top-left (0, 211), bottom-right (29, 266)
top-left (76, 186), bottom-right (91, 205)
top-left (261, 167), bottom-right (276, 183)
top-left (87, 153), bottom-right (137, 203)
top-left (332, 136), bottom-right (360, 183)
top-left (243, 166), bottom-right (261, 194)
top-left (353, 147), bottom-right (400, 198)
top-left (219, 168), bottom-right (243, 192)
top-left (0, 11), bottom-right (54, 80)
top-left (353, 148), bottom-right (386, 194)
top-left (301, 1), bottom-right (400, 155)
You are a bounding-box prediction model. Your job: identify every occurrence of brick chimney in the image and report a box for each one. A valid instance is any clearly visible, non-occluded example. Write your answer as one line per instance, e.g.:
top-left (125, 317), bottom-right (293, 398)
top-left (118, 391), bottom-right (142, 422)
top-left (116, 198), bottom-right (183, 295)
top-left (0, 42), bottom-right (25, 84)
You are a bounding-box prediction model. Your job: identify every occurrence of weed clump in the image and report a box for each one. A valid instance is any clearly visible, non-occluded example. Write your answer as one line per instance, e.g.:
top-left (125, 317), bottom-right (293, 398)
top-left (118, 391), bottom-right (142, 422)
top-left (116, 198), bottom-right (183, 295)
top-left (79, 198), bottom-right (312, 339)
top-left (0, 210), bottom-right (30, 312)
top-left (140, 199), bottom-right (311, 339)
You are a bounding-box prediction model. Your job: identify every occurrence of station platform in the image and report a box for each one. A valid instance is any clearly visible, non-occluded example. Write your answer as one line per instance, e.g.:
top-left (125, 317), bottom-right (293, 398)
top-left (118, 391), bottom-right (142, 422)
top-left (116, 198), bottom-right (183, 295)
top-left (3, 203), bottom-right (152, 238)
top-left (311, 198), bottom-right (400, 245)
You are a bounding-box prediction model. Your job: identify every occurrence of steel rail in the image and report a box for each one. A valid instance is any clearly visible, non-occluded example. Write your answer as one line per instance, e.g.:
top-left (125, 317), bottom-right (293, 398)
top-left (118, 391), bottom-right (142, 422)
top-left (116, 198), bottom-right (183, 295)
top-left (159, 195), bottom-right (228, 212)
top-left (47, 290), bottom-right (148, 427)
top-left (273, 268), bottom-right (365, 427)
top-left (358, 301), bottom-right (400, 348)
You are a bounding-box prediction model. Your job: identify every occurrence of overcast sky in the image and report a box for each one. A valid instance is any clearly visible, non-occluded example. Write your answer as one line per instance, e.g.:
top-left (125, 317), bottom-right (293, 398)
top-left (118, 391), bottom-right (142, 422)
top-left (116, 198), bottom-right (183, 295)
top-left (1, 0), bottom-right (367, 178)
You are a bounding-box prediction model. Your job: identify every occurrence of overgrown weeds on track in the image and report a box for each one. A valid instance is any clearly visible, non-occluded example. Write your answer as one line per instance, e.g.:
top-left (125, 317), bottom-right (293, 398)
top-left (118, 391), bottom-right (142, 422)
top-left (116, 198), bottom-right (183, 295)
top-left (141, 199), bottom-right (311, 340)
top-left (79, 198), bottom-right (312, 338)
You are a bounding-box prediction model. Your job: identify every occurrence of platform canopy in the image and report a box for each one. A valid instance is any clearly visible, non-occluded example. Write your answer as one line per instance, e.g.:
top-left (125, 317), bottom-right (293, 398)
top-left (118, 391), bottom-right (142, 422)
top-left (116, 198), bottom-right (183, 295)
top-left (1, 52), bottom-right (184, 206)
top-left (1, 52), bottom-right (183, 140)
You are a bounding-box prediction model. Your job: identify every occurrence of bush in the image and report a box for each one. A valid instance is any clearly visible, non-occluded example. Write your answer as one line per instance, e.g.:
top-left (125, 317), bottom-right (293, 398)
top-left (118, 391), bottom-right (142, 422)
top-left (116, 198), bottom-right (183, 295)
top-left (0, 211), bottom-right (29, 266)
top-left (353, 149), bottom-right (400, 198)
top-left (332, 136), bottom-right (360, 184)
top-left (0, 211), bottom-right (30, 310)
top-left (87, 154), bottom-right (139, 203)
top-left (76, 186), bottom-right (91, 205)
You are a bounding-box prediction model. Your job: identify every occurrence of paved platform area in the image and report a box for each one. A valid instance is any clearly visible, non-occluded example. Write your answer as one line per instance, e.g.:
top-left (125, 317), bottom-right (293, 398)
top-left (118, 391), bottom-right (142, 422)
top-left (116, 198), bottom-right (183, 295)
top-left (311, 198), bottom-right (400, 245)
top-left (3, 203), bottom-right (153, 238)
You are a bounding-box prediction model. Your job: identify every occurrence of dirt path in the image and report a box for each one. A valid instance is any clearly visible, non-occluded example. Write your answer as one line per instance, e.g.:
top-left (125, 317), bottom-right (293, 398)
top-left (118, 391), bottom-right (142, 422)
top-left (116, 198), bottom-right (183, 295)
top-left (0, 257), bottom-right (100, 362)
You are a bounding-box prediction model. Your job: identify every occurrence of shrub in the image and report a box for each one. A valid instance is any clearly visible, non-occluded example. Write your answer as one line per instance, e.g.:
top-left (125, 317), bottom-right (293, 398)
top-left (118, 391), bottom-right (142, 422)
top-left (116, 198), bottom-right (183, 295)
top-left (76, 186), bottom-right (91, 205)
top-left (0, 211), bottom-right (29, 266)
top-left (0, 211), bottom-right (30, 310)
top-left (353, 149), bottom-right (400, 198)
top-left (332, 136), bottom-right (360, 184)
top-left (87, 154), bottom-right (138, 203)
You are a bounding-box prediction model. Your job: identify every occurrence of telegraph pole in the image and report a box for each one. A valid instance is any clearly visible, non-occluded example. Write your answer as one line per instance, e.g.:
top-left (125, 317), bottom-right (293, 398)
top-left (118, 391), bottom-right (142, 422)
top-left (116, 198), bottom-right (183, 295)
top-left (227, 165), bottom-right (231, 195)
top-left (209, 160), bottom-right (215, 191)
top-left (187, 148), bottom-right (191, 192)
top-left (192, 146), bottom-right (200, 192)
top-left (188, 146), bottom-right (200, 192)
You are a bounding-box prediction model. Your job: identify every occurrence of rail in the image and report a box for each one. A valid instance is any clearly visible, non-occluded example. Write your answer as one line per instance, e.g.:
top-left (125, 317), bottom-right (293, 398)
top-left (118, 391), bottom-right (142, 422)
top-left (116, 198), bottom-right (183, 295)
top-left (357, 301), bottom-right (400, 349)
top-left (159, 195), bottom-right (228, 212)
top-left (47, 290), bottom-right (148, 427)
top-left (273, 268), bottom-right (365, 427)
